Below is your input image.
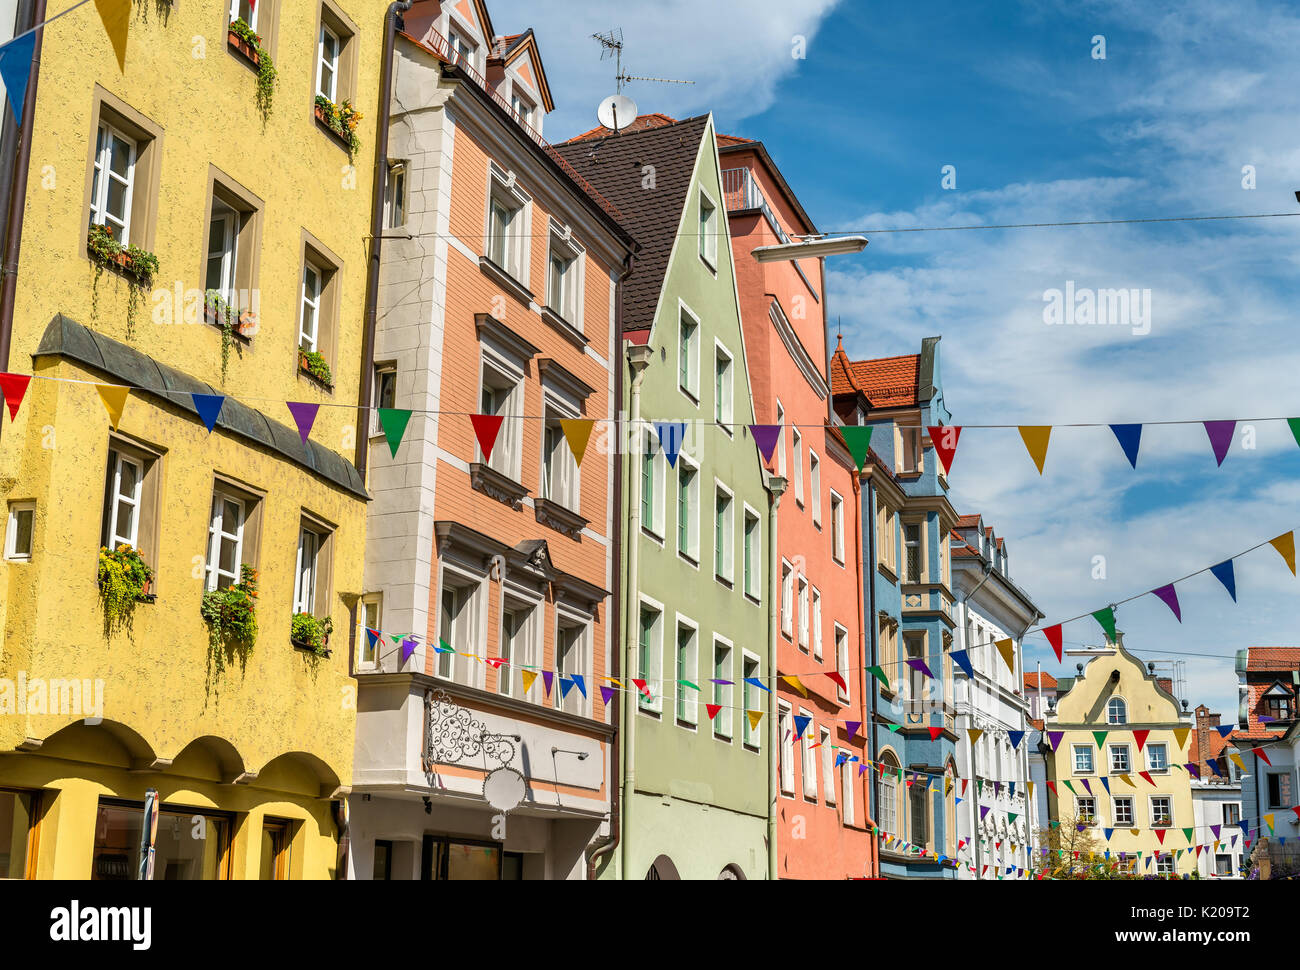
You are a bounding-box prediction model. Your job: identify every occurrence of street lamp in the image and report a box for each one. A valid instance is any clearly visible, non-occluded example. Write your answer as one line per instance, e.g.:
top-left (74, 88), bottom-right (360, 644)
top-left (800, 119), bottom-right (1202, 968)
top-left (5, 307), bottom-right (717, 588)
top-left (750, 234), bottom-right (869, 262)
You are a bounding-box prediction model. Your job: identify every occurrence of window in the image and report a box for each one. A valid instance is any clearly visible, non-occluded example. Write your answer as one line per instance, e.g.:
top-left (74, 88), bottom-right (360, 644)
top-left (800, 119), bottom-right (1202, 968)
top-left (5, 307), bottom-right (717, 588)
top-left (742, 653), bottom-right (760, 749)
top-left (89, 121), bottom-right (136, 244)
top-left (486, 169), bottom-right (529, 283)
top-left (903, 521), bottom-right (922, 583)
top-left (1266, 773), bottom-right (1291, 809)
top-left (778, 703), bottom-right (794, 794)
top-left (877, 502), bottom-right (896, 572)
top-left (878, 619), bottom-right (898, 687)
top-left (297, 235), bottom-right (341, 370)
top-left (909, 779), bottom-right (928, 846)
top-left (676, 458), bottom-right (699, 563)
top-left (898, 425), bottom-right (921, 473)
top-left (698, 189), bottom-right (718, 267)
top-left (498, 602), bottom-right (536, 698)
top-left (1114, 796), bottom-right (1134, 826)
top-left (637, 604), bottom-right (663, 712)
top-left (797, 576), bottom-right (809, 651)
top-left (447, 28), bottom-right (474, 68)
top-left (205, 490), bottom-right (246, 591)
top-left (714, 344), bottom-right (733, 427)
top-left (842, 758), bottom-right (855, 825)
top-left (821, 727), bottom-right (835, 805)
top-left (905, 634), bottom-right (925, 713)
top-left (1107, 697), bottom-right (1128, 725)
top-left (555, 616), bottom-right (590, 716)
top-left (1150, 796), bottom-right (1172, 827)
top-left (791, 428), bottom-right (803, 505)
top-left (675, 620), bottom-right (698, 725)
top-left (510, 91), bottom-right (534, 129)
top-left (742, 509), bottom-right (760, 601)
top-left (316, 20), bottom-right (342, 100)
top-left (359, 594), bottom-right (381, 668)
top-left (714, 485), bottom-right (734, 583)
top-left (809, 452), bottom-right (821, 525)
top-left (1265, 692), bottom-right (1294, 721)
top-left (5, 501), bottom-right (34, 561)
top-left (93, 799), bottom-right (232, 880)
top-left (1223, 803), bottom-right (1240, 826)
top-left (438, 572), bottom-right (484, 685)
top-left (830, 492), bottom-right (844, 564)
top-left (775, 402), bottom-right (786, 476)
top-left (479, 360), bottom-right (523, 481)
top-left (1146, 743), bottom-right (1168, 773)
top-left (100, 439), bottom-right (160, 569)
top-left (1072, 744), bottom-right (1094, 775)
top-left (780, 560), bottom-right (793, 638)
top-left (640, 429), bottom-right (665, 537)
top-left (1156, 856), bottom-right (1174, 875)
top-left (542, 411), bottom-right (580, 512)
top-left (373, 840), bottom-right (392, 880)
top-left (371, 365), bottom-right (397, 435)
top-left (205, 198), bottom-right (239, 305)
top-left (0, 789), bottom-right (40, 879)
top-left (259, 818), bottom-right (293, 880)
top-left (384, 161), bottom-right (406, 228)
top-left (1077, 796), bottom-right (1096, 822)
top-left (713, 639), bottom-right (733, 739)
top-left (545, 230), bottom-right (584, 329)
top-left (105, 451), bottom-right (142, 549)
top-left (678, 307), bottom-right (699, 400)
top-left (834, 625), bottom-right (850, 703)
top-left (229, 0), bottom-right (258, 30)
top-left (294, 519), bottom-right (331, 617)
top-left (878, 755), bottom-right (898, 832)
top-left (811, 587), bottom-right (822, 660)
top-left (1215, 854), bottom-right (1233, 876)
top-left (1110, 744), bottom-right (1130, 774)
top-left (299, 261), bottom-right (323, 352)
top-left (801, 709), bottom-right (817, 800)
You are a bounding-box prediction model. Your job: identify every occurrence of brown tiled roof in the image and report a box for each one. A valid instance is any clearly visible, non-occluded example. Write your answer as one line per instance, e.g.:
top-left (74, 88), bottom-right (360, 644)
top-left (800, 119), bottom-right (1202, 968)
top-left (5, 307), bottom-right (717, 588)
top-left (849, 354), bottom-right (920, 408)
top-left (1024, 672), bottom-right (1057, 690)
top-left (1245, 647), bottom-right (1300, 671)
top-left (568, 112), bottom-right (681, 142)
top-left (555, 115), bottom-right (711, 334)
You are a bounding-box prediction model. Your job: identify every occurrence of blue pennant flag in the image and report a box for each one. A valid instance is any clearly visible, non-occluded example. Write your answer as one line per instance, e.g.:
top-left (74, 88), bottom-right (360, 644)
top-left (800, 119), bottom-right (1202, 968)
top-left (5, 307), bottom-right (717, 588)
top-left (1007, 730), bottom-right (1024, 750)
top-left (1110, 423), bottom-right (1143, 469)
top-left (1008, 781), bottom-right (1016, 798)
top-left (653, 421), bottom-right (687, 468)
top-left (743, 676), bottom-right (770, 694)
top-left (1100, 777), bottom-right (1111, 795)
top-left (192, 393), bottom-right (225, 433)
top-left (570, 674), bottom-right (587, 698)
top-left (1210, 559), bottom-right (1237, 602)
top-left (0, 29), bottom-right (36, 126)
top-left (950, 649), bottom-right (974, 679)
top-left (1238, 820), bottom-right (1251, 838)
top-left (560, 677), bottom-right (576, 699)
top-left (835, 751), bottom-right (848, 768)
top-left (792, 714), bottom-right (812, 739)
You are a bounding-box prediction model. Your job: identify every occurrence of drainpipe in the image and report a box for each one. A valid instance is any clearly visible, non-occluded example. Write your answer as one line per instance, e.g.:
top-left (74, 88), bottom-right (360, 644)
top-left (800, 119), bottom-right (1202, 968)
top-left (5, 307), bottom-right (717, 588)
top-left (852, 473), bottom-right (876, 872)
top-left (353, 0), bottom-right (414, 477)
top-left (864, 474), bottom-right (878, 872)
top-left (765, 474), bottom-right (787, 880)
top-left (0, 0), bottom-right (48, 374)
top-left (960, 562), bottom-right (992, 878)
top-left (586, 250), bottom-right (635, 881)
top-left (1013, 611), bottom-right (1037, 875)
top-left (619, 342), bottom-right (653, 880)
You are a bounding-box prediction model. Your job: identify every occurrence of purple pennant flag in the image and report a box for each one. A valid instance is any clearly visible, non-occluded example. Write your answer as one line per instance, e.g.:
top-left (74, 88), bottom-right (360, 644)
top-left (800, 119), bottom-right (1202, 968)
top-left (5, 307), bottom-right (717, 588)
top-left (1081, 779), bottom-right (1092, 795)
top-left (287, 401), bottom-right (321, 444)
top-left (1210, 559), bottom-right (1237, 601)
top-left (600, 686), bottom-right (616, 706)
top-left (905, 658), bottom-right (934, 679)
top-left (843, 720), bottom-right (862, 739)
top-left (1187, 763), bottom-right (1201, 779)
top-left (749, 424), bottom-right (782, 464)
top-left (1048, 731), bottom-right (1064, 751)
top-left (1151, 583), bottom-right (1181, 621)
top-left (542, 671), bottom-right (554, 697)
top-left (980, 805), bottom-right (991, 820)
top-left (858, 763), bottom-right (868, 775)
top-left (400, 638), bottom-right (417, 666)
top-left (1203, 420), bottom-right (1236, 466)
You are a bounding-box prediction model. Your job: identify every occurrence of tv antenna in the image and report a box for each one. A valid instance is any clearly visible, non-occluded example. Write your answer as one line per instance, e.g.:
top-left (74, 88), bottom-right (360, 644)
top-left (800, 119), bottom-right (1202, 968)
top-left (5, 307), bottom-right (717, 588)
top-left (592, 28), bottom-right (695, 95)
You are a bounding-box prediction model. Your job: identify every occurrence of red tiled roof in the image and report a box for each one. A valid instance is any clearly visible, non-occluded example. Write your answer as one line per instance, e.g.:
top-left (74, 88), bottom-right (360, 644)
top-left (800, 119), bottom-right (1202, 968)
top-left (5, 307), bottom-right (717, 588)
top-left (848, 354), bottom-right (920, 408)
top-left (996, 537), bottom-right (1005, 550)
top-left (830, 341), bottom-right (864, 397)
top-left (716, 132), bottom-right (753, 147)
top-left (1190, 728), bottom-right (1229, 765)
top-left (1245, 647), bottom-right (1300, 671)
top-left (1229, 728), bottom-right (1283, 742)
top-left (1030, 718), bottom-right (1045, 731)
top-left (955, 514), bottom-right (982, 529)
top-left (568, 112), bottom-right (680, 142)
top-left (1024, 672), bottom-right (1057, 690)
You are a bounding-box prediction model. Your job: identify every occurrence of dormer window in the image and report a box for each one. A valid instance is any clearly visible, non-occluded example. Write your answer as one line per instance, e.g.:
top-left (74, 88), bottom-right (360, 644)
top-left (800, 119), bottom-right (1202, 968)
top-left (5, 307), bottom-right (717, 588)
top-left (448, 28), bottom-right (476, 70)
top-left (510, 91), bottom-right (534, 130)
top-left (1263, 683), bottom-right (1295, 722)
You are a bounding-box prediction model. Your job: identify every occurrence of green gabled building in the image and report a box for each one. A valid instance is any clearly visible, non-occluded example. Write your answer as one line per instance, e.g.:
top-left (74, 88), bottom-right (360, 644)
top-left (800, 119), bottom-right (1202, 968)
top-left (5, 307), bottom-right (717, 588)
top-left (558, 114), bottom-right (775, 879)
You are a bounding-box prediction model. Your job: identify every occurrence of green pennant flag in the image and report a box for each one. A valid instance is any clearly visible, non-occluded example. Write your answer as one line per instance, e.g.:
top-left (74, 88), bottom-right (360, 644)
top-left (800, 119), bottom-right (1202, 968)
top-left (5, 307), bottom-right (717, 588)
top-left (1093, 731), bottom-right (1108, 748)
top-left (1050, 821), bottom-right (1059, 831)
top-left (866, 665), bottom-right (890, 692)
top-left (1009, 813), bottom-right (1018, 824)
top-left (977, 779), bottom-right (984, 794)
top-left (678, 680), bottom-right (700, 691)
top-left (886, 722), bottom-right (901, 733)
top-left (1092, 606), bottom-right (1117, 643)
top-left (1289, 417), bottom-right (1300, 449)
top-left (1062, 780), bottom-right (1076, 795)
top-left (378, 408), bottom-right (413, 458)
top-left (839, 425), bottom-right (873, 471)
top-left (1182, 828), bottom-right (1194, 843)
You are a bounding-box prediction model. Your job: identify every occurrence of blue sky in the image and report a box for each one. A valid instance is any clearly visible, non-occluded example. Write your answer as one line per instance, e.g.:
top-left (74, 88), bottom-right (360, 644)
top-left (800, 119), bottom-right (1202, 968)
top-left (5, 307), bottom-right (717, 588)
top-left (494, 0), bottom-right (1300, 718)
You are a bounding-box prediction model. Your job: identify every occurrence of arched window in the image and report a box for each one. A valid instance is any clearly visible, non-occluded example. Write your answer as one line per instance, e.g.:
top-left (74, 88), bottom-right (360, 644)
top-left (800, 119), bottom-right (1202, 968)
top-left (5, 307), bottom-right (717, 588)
top-left (645, 855), bottom-right (680, 880)
top-left (878, 751), bottom-right (899, 834)
top-left (1107, 697), bottom-right (1127, 725)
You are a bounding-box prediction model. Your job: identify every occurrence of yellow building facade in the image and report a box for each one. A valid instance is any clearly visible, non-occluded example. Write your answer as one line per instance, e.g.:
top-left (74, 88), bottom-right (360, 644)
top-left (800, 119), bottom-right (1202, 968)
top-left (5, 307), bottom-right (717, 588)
top-left (0, 0), bottom-right (389, 878)
top-left (1044, 637), bottom-right (1196, 876)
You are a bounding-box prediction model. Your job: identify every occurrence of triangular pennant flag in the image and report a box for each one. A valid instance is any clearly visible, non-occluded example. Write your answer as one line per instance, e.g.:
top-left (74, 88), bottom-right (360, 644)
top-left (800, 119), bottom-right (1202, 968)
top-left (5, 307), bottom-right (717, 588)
top-left (680, 679), bottom-right (701, 692)
top-left (1173, 726), bottom-right (1190, 749)
top-left (1092, 731), bottom-right (1108, 748)
top-left (1203, 420), bottom-right (1235, 466)
top-left (1269, 532), bottom-right (1296, 576)
top-left (747, 710), bottom-right (763, 732)
top-left (653, 421), bottom-right (687, 468)
top-left (1209, 559), bottom-right (1236, 602)
top-left (1150, 584), bottom-right (1181, 622)
top-left (1133, 729), bottom-right (1149, 751)
top-left (631, 678), bottom-right (649, 698)
top-left (1139, 770), bottom-right (1155, 787)
top-left (94, 0), bottom-right (132, 72)
top-left (782, 675), bottom-right (808, 697)
top-left (980, 805), bottom-right (991, 820)
top-left (1100, 777), bottom-right (1111, 795)
top-left (559, 677), bottom-right (577, 699)
top-left (1018, 426), bottom-right (1051, 475)
top-left (192, 392), bottom-right (225, 433)
top-left (951, 649), bottom-right (974, 679)
top-left (826, 671), bottom-right (847, 694)
top-left (839, 425), bottom-right (873, 471)
top-left (0, 29), bottom-right (36, 125)
top-left (994, 638), bottom-right (1015, 673)
top-left (1043, 624), bottom-right (1063, 663)
top-left (1182, 827), bottom-right (1194, 844)
top-left (1008, 730), bottom-right (1024, 750)
top-left (886, 722), bottom-right (901, 733)
top-left (905, 658), bottom-right (934, 679)
top-left (400, 638), bottom-right (417, 666)
top-left (792, 714), bottom-right (812, 739)
top-left (1092, 606), bottom-right (1117, 643)
top-left (1253, 746), bottom-right (1271, 766)
top-left (0, 373), bottom-right (30, 421)
top-left (928, 726), bottom-right (943, 741)
top-left (1048, 731), bottom-right (1063, 751)
top-left (1080, 779), bottom-right (1092, 795)
top-left (96, 384), bottom-right (131, 430)
top-left (749, 424), bottom-right (782, 464)
top-left (542, 670), bottom-right (554, 697)
top-left (471, 414), bottom-right (504, 462)
top-left (1154, 828), bottom-right (1166, 844)
top-left (967, 728), bottom-right (984, 745)
top-left (436, 638), bottom-right (455, 653)
top-left (560, 419), bottom-right (595, 468)
top-left (927, 425), bottom-right (961, 475)
top-left (1120, 773), bottom-right (1133, 787)
top-left (743, 676), bottom-right (770, 694)
top-left (1215, 724), bottom-right (1235, 739)
top-left (700, 702), bottom-right (718, 721)
top-left (571, 674), bottom-right (587, 698)
top-left (286, 402), bottom-right (320, 444)
top-left (1110, 423), bottom-right (1143, 469)
top-left (365, 628), bottom-right (381, 654)
top-left (599, 685), bottom-right (615, 706)
top-left (377, 408), bottom-right (412, 457)
top-left (866, 665), bottom-right (890, 691)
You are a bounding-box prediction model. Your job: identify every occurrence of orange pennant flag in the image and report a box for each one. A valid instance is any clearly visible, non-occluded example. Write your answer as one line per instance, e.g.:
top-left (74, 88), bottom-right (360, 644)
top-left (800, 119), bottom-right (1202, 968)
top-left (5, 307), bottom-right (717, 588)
top-left (96, 384), bottom-right (130, 430)
top-left (1018, 426), bottom-right (1052, 475)
top-left (560, 419), bottom-right (596, 468)
top-left (781, 675), bottom-right (808, 697)
top-left (94, 0), bottom-right (131, 72)
top-left (1269, 531), bottom-right (1296, 576)
top-left (994, 638), bottom-right (1015, 673)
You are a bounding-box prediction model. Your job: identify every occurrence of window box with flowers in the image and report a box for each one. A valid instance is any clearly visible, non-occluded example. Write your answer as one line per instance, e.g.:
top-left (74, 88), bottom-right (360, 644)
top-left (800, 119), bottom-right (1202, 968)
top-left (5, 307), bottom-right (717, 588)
top-left (200, 564), bottom-right (259, 679)
top-left (298, 349), bottom-right (333, 389)
top-left (291, 612), bottom-right (333, 659)
top-left (87, 224), bottom-right (159, 340)
top-left (98, 545), bottom-right (155, 631)
top-left (1152, 816), bottom-right (1173, 828)
top-left (205, 290), bottom-right (258, 386)
top-left (228, 18), bottom-right (277, 120)
top-left (314, 95), bottom-right (362, 159)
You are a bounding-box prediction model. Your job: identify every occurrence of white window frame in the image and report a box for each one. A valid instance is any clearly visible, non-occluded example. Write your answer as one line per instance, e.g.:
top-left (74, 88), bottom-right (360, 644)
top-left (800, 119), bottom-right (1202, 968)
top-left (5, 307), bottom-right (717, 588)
top-left (698, 187), bottom-right (719, 268)
top-left (741, 650), bottom-right (762, 751)
top-left (546, 225), bottom-right (585, 330)
top-left (637, 595), bottom-right (665, 714)
top-left (842, 757), bottom-right (855, 825)
top-left (478, 352), bottom-right (524, 482)
top-left (540, 398), bottom-right (581, 514)
top-left (205, 199), bottom-right (239, 305)
top-left (878, 757), bottom-right (898, 833)
top-left (90, 121), bottom-right (137, 246)
top-left (775, 401), bottom-right (786, 477)
top-left (791, 427), bottom-right (804, 506)
top-left (797, 575), bottom-right (809, 651)
top-left (714, 339), bottom-right (734, 430)
top-left (484, 165), bottom-right (531, 284)
top-left (316, 22), bottom-right (341, 102)
top-left (779, 702), bottom-right (794, 795)
top-left (435, 563), bottom-right (486, 688)
top-left (1072, 743), bottom-right (1094, 775)
top-left (359, 593), bottom-right (382, 669)
top-left (712, 635), bottom-right (734, 741)
top-left (742, 505), bottom-right (761, 603)
top-left (370, 364), bottom-right (397, 436)
top-left (299, 260), bottom-right (323, 353)
top-left (384, 161), bottom-right (407, 229)
top-left (1110, 743), bottom-right (1131, 775)
top-left (834, 623), bottom-right (850, 703)
top-left (809, 451), bottom-right (821, 526)
top-left (811, 586), bottom-right (822, 660)
top-left (640, 425), bottom-right (667, 540)
top-left (1107, 696), bottom-right (1128, 725)
top-left (678, 301), bottom-right (701, 403)
top-left (800, 708), bottom-right (818, 800)
top-left (107, 452), bottom-right (143, 549)
top-left (205, 490), bottom-right (246, 592)
top-left (780, 559), bottom-right (793, 638)
top-left (675, 451), bottom-right (700, 566)
top-left (674, 614), bottom-right (699, 727)
top-left (713, 480), bottom-right (734, 584)
top-left (293, 523), bottom-right (322, 615)
top-left (1076, 796), bottom-right (1096, 821)
top-left (229, 0), bottom-right (257, 30)
top-left (822, 727), bottom-right (836, 805)
top-left (4, 501), bottom-right (34, 562)
top-left (1146, 742), bottom-right (1169, 773)
top-left (830, 490), bottom-right (845, 564)
top-left (1113, 796), bottom-right (1134, 826)
top-left (554, 608), bottom-right (592, 717)
top-left (498, 592), bottom-right (541, 699)
top-left (1149, 795), bottom-right (1173, 828)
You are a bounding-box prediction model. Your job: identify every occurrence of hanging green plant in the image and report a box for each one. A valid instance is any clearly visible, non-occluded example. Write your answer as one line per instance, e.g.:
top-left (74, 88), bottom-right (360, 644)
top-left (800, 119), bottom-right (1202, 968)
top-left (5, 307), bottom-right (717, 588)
top-left (200, 563), bottom-right (259, 682)
top-left (290, 612), bottom-right (333, 658)
top-left (228, 17), bottom-right (277, 121)
top-left (297, 348), bottom-right (333, 387)
top-left (87, 224), bottom-right (158, 340)
top-left (205, 290), bottom-right (239, 385)
top-left (98, 544), bottom-right (154, 633)
top-left (314, 95), bottom-right (362, 159)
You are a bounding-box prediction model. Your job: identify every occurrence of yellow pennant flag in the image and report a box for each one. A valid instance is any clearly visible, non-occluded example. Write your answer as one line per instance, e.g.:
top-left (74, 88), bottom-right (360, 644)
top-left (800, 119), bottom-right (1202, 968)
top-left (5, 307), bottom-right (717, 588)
top-left (747, 710), bottom-right (764, 731)
top-left (94, 0), bottom-right (131, 72)
top-left (1027, 781), bottom-right (1034, 800)
top-left (1173, 727), bottom-right (1190, 749)
top-left (968, 728), bottom-right (983, 745)
top-left (1230, 752), bottom-right (1246, 774)
top-left (605, 677), bottom-right (623, 688)
top-left (1129, 828), bottom-right (1140, 837)
top-left (1018, 426), bottom-right (1052, 475)
top-left (1120, 773), bottom-right (1133, 787)
top-left (560, 418), bottom-right (596, 468)
top-left (96, 384), bottom-right (130, 430)
top-left (521, 670), bottom-right (538, 695)
top-left (1265, 813), bottom-right (1275, 833)
top-left (1269, 531), bottom-right (1296, 576)
top-left (994, 638), bottom-right (1015, 673)
top-left (781, 674), bottom-right (808, 697)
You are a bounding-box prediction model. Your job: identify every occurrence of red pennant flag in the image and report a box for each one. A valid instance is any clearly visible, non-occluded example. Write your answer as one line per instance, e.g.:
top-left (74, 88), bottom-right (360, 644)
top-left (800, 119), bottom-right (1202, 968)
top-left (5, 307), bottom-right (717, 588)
top-left (1046, 781), bottom-right (1058, 798)
top-left (826, 671), bottom-right (847, 693)
top-left (928, 726), bottom-right (943, 741)
top-left (1155, 829), bottom-right (1166, 844)
top-left (961, 779), bottom-right (968, 796)
top-left (1139, 771), bottom-right (1155, 786)
top-left (631, 678), bottom-right (650, 698)
top-left (1133, 729), bottom-right (1150, 751)
top-left (0, 373), bottom-right (31, 420)
top-left (470, 414), bottom-right (504, 462)
top-left (1043, 624), bottom-right (1063, 663)
top-left (927, 425), bottom-right (961, 475)
top-left (1254, 747), bottom-right (1271, 766)
top-left (706, 703), bottom-right (721, 721)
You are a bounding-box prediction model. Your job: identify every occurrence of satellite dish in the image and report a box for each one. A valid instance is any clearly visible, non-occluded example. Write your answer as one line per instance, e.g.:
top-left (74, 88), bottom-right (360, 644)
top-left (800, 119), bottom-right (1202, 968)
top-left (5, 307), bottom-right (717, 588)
top-left (597, 94), bottom-right (638, 132)
top-left (483, 767), bottom-right (526, 812)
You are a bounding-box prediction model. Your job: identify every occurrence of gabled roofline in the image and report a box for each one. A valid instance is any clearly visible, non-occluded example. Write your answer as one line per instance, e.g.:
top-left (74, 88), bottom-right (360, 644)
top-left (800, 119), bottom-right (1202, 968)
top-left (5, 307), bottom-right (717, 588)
top-left (717, 139), bottom-right (818, 236)
top-left (492, 28), bottom-right (555, 113)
